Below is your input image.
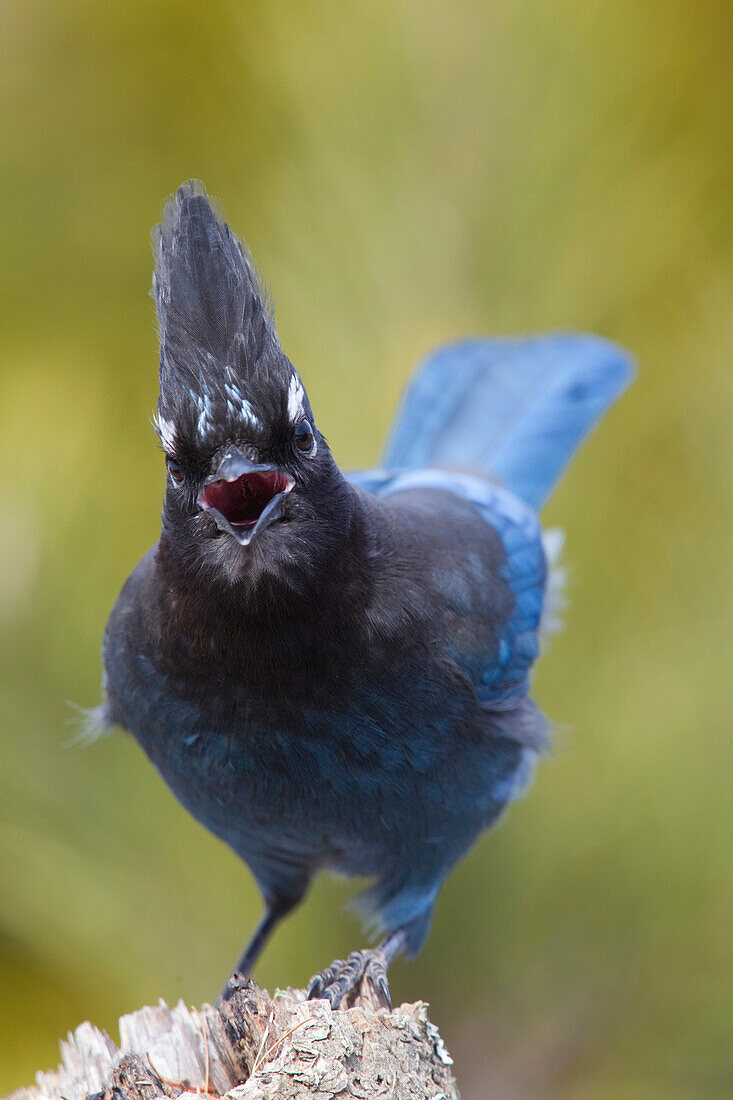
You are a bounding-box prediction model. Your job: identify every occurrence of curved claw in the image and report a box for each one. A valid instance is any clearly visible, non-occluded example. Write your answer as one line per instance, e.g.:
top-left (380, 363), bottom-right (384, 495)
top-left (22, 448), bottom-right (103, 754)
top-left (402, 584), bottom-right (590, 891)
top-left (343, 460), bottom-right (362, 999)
top-left (372, 973), bottom-right (392, 1010)
top-left (307, 959), bottom-right (345, 1001)
top-left (307, 975), bottom-right (324, 1000)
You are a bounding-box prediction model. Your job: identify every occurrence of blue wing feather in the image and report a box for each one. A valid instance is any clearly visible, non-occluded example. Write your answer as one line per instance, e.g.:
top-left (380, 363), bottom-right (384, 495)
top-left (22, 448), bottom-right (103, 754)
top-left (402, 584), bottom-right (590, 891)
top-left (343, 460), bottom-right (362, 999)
top-left (347, 468), bottom-right (546, 711)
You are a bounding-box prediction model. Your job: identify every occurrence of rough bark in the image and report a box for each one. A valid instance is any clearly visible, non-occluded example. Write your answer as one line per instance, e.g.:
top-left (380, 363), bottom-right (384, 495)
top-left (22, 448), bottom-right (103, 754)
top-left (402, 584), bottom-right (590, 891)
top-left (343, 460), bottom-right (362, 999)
top-left (6, 977), bottom-right (459, 1100)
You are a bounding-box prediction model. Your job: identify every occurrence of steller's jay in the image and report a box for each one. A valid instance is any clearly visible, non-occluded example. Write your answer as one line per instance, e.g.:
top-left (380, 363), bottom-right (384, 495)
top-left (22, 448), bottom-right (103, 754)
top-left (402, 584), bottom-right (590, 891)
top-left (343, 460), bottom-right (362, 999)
top-left (100, 181), bottom-right (633, 1007)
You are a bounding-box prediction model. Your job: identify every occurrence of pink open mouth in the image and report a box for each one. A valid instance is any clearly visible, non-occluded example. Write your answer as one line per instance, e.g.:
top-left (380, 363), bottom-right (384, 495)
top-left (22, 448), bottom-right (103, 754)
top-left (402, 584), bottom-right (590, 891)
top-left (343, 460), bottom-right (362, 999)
top-left (200, 469), bottom-right (294, 532)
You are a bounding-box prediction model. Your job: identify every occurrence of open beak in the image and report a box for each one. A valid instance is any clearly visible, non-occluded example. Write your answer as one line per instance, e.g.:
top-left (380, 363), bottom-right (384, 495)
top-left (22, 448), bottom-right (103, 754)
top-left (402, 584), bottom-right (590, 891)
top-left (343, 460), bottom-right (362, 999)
top-left (197, 448), bottom-right (294, 546)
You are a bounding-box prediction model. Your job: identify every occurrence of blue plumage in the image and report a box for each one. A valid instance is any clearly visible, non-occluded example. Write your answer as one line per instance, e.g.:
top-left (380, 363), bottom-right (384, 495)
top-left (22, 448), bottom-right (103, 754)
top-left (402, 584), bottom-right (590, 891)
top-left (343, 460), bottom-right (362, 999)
top-left (384, 334), bottom-right (634, 509)
top-left (348, 467), bottom-right (548, 712)
top-left (357, 333), bottom-right (633, 713)
top-left (102, 183), bottom-right (633, 1007)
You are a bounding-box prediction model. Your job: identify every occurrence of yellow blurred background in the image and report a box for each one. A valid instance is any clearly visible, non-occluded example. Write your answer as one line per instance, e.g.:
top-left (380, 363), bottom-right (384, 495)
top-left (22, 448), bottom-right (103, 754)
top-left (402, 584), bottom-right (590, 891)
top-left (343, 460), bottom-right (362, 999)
top-left (1, 2), bottom-right (731, 1097)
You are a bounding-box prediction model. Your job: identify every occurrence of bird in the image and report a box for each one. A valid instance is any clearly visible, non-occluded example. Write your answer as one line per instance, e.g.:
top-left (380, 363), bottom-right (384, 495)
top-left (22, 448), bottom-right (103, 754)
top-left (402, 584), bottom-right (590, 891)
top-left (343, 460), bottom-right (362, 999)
top-left (100, 180), bottom-right (633, 1008)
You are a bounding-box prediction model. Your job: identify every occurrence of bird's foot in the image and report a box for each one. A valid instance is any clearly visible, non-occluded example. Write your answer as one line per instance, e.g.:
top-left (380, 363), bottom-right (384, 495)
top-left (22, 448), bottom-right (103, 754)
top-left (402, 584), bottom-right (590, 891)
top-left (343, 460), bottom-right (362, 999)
top-left (218, 969), bottom-right (255, 1003)
top-left (307, 948), bottom-right (392, 1010)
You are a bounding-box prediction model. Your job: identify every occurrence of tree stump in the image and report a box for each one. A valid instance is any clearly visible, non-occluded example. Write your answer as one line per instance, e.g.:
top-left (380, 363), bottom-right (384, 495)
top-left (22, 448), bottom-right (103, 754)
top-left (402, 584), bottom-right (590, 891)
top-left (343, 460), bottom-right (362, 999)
top-left (6, 977), bottom-right (459, 1100)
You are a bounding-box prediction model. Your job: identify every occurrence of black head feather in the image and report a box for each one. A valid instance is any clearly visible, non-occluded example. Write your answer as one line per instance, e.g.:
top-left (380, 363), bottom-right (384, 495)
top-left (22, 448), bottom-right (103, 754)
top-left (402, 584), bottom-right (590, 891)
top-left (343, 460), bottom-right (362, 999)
top-left (152, 181), bottom-right (306, 459)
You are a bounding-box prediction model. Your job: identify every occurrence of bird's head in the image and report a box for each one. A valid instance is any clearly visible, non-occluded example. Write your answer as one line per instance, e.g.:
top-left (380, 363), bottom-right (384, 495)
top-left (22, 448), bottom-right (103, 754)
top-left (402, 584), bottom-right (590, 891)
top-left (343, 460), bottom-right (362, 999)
top-left (152, 182), bottom-right (351, 592)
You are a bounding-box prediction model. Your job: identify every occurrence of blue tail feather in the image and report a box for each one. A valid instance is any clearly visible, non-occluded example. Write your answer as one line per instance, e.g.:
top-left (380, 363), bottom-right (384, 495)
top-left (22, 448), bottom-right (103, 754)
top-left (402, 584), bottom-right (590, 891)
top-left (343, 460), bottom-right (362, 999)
top-left (383, 334), bottom-right (634, 510)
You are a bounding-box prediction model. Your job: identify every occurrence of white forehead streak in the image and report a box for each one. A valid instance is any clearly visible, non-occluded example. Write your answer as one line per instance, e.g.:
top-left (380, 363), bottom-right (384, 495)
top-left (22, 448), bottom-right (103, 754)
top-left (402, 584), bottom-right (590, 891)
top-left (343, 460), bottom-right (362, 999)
top-left (287, 374), bottom-right (306, 423)
top-left (240, 398), bottom-right (262, 430)
top-left (194, 390), bottom-right (214, 438)
top-left (223, 381), bottom-right (262, 430)
top-left (154, 413), bottom-right (177, 453)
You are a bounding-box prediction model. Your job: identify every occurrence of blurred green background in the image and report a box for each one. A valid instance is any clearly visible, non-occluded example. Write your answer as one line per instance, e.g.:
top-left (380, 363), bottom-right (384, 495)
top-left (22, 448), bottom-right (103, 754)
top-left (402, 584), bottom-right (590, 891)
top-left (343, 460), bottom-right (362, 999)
top-left (1, 1), bottom-right (731, 1097)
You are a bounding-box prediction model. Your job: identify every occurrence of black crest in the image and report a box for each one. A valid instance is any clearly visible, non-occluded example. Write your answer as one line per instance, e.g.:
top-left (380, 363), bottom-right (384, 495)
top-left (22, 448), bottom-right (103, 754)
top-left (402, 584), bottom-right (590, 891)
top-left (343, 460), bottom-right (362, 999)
top-left (152, 181), bottom-right (298, 454)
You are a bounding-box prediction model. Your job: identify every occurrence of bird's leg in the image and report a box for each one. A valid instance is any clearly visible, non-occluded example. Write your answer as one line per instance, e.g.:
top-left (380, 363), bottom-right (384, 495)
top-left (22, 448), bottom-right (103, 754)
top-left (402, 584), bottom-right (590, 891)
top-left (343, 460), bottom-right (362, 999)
top-left (234, 908), bottom-right (282, 975)
top-left (307, 927), bottom-right (408, 1009)
top-left (219, 902), bottom-right (290, 998)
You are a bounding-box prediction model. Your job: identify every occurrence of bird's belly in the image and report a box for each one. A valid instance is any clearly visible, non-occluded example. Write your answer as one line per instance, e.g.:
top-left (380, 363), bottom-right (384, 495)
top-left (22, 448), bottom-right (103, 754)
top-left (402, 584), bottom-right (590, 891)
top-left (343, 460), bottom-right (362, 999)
top-left (115, 634), bottom-right (531, 896)
top-left (132, 713), bottom-right (317, 867)
top-left (129, 683), bottom-right (527, 892)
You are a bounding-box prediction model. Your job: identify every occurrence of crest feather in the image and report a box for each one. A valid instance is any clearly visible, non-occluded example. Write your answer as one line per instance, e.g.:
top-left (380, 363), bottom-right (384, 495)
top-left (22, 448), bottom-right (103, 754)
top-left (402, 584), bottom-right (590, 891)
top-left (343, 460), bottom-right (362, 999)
top-left (151, 182), bottom-right (311, 454)
top-left (153, 180), bottom-right (273, 371)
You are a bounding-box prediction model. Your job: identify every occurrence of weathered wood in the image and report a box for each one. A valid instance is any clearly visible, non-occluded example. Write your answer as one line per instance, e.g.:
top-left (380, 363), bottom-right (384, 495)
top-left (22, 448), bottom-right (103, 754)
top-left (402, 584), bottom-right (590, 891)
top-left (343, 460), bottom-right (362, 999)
top-left (7, 978), bottom-right (459, 1100)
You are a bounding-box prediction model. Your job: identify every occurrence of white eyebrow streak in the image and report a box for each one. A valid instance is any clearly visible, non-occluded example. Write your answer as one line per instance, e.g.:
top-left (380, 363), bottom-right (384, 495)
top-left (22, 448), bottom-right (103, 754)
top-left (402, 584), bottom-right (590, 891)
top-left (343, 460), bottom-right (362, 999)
top-left (287, 374), bottom-right (306, 423)
top-left (153, 412), bottom-right (177, 453)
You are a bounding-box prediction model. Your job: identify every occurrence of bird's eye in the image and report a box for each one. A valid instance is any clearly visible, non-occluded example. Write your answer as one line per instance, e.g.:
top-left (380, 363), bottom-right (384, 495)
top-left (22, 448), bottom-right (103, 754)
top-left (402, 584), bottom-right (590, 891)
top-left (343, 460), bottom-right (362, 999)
top-left (294, 419), bottom-right (315, 454)
top-left (167, 458), bottom-right (184, 484)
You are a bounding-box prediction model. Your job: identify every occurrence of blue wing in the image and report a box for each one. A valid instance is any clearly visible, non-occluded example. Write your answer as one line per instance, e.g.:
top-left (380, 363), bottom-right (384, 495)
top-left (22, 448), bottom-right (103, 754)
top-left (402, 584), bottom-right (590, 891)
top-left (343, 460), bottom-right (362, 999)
top-left (348, 468), bottom-right (546, 710)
